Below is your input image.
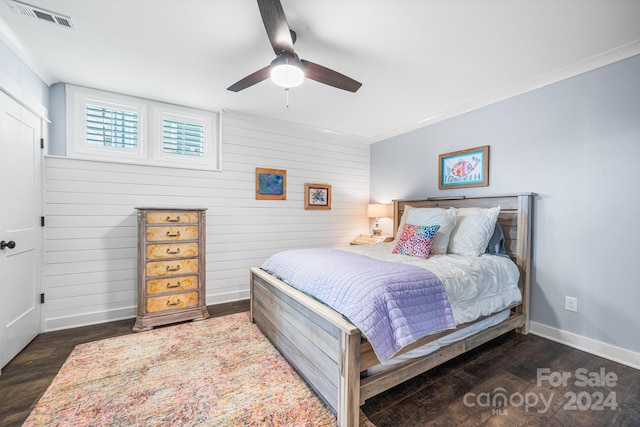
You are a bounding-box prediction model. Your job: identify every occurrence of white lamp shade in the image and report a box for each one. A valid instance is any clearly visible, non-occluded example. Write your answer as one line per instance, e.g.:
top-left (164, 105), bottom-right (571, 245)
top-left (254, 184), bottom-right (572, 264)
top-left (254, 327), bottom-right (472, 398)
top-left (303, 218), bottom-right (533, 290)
top-left (367, 203), bottom-right (391, 218)
top-left (270, 63), bottom-right (304, 88)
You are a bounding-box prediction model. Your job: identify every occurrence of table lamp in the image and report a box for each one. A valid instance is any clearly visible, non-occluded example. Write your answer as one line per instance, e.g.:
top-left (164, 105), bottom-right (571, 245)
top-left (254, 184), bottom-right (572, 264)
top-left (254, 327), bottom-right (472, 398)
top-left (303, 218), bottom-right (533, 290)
top-left (367, 203), bottom-right (391, 236)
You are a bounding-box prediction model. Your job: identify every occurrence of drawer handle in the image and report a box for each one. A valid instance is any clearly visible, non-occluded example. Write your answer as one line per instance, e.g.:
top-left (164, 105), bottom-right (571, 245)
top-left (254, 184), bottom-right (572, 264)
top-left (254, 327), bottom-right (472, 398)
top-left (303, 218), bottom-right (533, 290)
top-left (166, 281), bottom-right (181, 289)
top-left (166, 248), bottom-right (181, 255)
top-left (166, 231), bottom-right (181, 238)
top-left (166, 265), bottom-right (181, 272)
top-left (166, 216), bottom-right (181, 223)
top-left (166, 299), bottom-right (181, 306)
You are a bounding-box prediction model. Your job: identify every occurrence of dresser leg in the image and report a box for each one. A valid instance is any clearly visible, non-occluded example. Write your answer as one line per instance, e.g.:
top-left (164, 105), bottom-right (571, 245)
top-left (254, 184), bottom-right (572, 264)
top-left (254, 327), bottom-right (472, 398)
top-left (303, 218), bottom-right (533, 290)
top-left (132, 318), bottom-right (153, 332)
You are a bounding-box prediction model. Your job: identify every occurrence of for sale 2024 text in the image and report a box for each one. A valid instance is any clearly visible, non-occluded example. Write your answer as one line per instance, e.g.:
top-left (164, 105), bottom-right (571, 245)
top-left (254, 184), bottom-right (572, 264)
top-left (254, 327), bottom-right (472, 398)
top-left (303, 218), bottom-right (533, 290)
top-left (538, 367), bottom-right (618, 411)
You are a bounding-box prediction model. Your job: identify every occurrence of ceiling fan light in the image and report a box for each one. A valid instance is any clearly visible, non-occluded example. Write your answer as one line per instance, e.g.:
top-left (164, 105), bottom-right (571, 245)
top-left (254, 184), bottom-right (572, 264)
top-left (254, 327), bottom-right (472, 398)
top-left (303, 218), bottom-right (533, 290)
top-left (270, 63), bottom-right (304, 88)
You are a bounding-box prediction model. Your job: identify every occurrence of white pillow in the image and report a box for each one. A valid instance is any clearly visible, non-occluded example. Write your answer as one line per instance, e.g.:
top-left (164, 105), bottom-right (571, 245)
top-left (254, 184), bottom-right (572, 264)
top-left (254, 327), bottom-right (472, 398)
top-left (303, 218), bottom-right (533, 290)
top-left (405, 207), bottom-right (457, 255)
top-left (448, 206), bottom-right (500, 257)
top-left (395, 205), bottom-right (414, 238)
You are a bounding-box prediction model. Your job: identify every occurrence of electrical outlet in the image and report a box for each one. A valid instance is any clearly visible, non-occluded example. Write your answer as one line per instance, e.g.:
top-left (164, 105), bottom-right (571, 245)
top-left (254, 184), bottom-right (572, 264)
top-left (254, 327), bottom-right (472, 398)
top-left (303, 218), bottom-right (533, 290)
top-left (565, 296), bottom-right (578, 312)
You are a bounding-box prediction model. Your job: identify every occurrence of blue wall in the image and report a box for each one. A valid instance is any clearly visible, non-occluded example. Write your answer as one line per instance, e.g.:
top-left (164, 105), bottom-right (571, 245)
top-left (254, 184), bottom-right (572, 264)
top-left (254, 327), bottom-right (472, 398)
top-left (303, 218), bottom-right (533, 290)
top-left (371, 55), bottom-right (640, 354)
top-left (0, 40), bottom-right (49, 108)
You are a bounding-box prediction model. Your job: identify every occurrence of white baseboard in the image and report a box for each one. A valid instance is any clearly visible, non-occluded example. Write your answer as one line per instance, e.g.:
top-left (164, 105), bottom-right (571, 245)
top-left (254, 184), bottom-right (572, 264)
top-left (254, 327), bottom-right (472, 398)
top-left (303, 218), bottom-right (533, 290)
top-left (206, 290), bottom-right (249, 306)
top-left (45, 306), bottom-right (137, 332)
top-left (43, 294), bottom-right (250, 332)
top-left (44, 295), bottom-right (250, 332)
top-left (529, 321), bottom-right (640, 370)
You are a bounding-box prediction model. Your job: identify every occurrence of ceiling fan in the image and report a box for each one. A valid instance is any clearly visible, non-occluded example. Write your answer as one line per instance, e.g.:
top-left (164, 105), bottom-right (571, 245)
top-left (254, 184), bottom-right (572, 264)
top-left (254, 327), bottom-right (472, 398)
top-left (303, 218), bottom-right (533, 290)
top-left (227, 0), bottom-right (362, 93)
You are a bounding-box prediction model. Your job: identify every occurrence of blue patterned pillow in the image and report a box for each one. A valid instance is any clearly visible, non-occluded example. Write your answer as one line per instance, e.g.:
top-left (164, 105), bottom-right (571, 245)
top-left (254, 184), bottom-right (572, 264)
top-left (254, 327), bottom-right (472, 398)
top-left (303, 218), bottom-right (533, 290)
top-left (392, 224), bottom-right (440, 259)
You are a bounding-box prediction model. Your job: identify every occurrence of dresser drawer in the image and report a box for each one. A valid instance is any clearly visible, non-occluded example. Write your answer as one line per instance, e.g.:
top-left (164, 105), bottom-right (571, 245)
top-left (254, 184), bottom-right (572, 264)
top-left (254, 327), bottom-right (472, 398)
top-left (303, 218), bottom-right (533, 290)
top-left (146, 292), bottom-right (199, 313)
top-left (146, 225), bottom-right (199, 242)
top-left (146, 275), bottom-right (198, 295)
top-left (146, 259), bottom-right (198, 277)
top-left (146, 211), bottom-right (199, 225)
top-left (146, 242), bottom-right (198, 260)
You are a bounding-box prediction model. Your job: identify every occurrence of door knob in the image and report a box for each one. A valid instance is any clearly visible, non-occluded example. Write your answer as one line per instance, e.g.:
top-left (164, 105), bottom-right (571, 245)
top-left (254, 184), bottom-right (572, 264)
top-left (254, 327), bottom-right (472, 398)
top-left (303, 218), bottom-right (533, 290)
top-left (1, 240), bottom-right (16, 250)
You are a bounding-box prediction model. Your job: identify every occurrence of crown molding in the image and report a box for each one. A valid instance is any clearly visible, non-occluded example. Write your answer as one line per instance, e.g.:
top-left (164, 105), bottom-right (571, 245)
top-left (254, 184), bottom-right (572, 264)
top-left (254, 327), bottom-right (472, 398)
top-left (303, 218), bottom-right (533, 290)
top-left (0, 14), bottom-right (56, 85)
top-left (370, 40), bottom-right (640, 144)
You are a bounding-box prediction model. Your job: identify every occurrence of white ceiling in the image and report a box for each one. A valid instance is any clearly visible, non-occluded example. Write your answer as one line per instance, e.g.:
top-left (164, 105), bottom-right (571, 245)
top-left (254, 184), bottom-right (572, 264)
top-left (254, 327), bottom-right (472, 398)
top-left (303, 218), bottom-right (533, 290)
top-left (1, 0), bottom-right (639, 142)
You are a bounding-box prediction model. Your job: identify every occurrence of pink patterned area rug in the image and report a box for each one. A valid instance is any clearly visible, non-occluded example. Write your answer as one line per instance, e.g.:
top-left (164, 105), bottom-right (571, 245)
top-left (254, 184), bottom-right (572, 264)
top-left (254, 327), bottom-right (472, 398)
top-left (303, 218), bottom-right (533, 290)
top-left (24, 312), bottom-right (375, 426)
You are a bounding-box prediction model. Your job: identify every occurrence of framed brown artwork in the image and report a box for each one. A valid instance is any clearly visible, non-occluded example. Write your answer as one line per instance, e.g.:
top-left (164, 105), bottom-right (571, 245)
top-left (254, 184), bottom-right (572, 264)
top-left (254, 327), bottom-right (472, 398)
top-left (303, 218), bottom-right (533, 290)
top-left (304, 183), bottom-right (331, 210)
top-left (255, 168), bottom-right (286, 200)
top-left (438, 145), bottom-right (490, 189)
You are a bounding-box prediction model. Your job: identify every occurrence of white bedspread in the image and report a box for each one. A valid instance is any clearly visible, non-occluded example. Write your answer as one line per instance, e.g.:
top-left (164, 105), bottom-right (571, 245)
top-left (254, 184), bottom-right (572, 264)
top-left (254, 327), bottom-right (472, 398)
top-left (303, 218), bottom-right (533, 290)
top-left (342, 242), bottom-right (521, 325)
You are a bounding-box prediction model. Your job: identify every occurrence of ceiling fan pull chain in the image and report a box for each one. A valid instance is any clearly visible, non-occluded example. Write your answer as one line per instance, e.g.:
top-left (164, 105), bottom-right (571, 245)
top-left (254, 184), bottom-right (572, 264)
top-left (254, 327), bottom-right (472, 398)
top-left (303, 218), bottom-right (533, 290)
top-left (285, 87), bottom-right (290, 108)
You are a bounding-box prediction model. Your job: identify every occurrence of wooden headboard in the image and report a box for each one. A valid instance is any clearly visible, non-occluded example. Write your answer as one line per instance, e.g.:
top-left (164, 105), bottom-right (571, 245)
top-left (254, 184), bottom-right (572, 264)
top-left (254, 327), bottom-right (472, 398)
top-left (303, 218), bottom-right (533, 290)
top-left (393, 193), bottom-right (534, 327)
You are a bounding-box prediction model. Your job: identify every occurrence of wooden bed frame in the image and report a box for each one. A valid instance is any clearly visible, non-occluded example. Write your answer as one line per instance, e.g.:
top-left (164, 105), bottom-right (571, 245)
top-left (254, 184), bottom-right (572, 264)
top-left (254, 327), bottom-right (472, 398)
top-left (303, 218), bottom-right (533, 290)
top-left (250, 193), bottom-right (533, 426)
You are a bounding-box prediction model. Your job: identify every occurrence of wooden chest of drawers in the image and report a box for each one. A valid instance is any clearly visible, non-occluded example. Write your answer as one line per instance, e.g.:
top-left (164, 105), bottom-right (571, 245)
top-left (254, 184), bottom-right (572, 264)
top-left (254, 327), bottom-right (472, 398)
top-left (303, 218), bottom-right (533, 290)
top-left (133, 208), bottom-right (209, 332)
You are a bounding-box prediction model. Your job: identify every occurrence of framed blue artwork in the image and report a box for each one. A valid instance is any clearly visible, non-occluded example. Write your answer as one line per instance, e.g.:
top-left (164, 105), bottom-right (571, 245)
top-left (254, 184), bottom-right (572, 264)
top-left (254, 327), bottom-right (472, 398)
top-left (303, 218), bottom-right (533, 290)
top-left (255, 167), bottom-right (286, 200)
top-left (304, 183), bottom-right (331, 210)
top-left (438, 145), bottom-right (489, 189)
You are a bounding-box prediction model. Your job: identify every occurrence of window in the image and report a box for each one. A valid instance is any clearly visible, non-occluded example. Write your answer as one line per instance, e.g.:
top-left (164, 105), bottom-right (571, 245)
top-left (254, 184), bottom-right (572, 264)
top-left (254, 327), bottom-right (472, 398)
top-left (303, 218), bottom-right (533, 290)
top-left (69, 89), bottom-right (146, 160)
top-left (85, 104), bottom-right (139, 150)
top-left (163, 118), bottom-right (203, 157)
top-left (153, 107), bottom-right (217, 169)
top-left (66, 85), bottom-right (220, 170)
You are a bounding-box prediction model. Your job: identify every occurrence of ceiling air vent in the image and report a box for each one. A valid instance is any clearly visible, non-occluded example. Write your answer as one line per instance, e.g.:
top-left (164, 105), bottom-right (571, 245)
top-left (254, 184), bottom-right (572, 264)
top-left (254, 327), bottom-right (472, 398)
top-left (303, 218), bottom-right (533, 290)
top-left (8, 1), bottom-right (76, 30)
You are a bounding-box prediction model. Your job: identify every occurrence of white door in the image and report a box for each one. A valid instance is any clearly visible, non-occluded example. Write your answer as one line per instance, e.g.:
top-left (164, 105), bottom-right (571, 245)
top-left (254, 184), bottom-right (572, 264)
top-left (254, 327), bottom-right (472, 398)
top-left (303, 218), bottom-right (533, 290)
top-left (0, 90), bottom-right (43, 372)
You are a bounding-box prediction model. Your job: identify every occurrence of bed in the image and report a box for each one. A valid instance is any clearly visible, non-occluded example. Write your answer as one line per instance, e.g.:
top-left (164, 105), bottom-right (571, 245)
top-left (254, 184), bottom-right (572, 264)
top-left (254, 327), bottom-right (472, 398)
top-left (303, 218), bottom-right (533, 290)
top-left (250, 193), bottom-right (533, 426)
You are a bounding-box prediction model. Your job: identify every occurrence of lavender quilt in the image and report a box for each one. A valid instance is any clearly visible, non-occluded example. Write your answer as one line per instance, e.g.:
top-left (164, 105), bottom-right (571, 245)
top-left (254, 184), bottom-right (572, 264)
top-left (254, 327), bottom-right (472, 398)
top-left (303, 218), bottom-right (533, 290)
top-left (261, 248), bottom-right (455, 362)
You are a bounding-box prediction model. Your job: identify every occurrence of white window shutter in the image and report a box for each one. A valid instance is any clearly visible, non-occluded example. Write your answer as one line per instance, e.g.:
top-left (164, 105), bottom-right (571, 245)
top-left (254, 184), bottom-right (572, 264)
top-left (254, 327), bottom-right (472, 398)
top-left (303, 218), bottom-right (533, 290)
top-left (162, 118), bottom-right (204, 157)
top-left (85, 104), bottom-right (138, 149)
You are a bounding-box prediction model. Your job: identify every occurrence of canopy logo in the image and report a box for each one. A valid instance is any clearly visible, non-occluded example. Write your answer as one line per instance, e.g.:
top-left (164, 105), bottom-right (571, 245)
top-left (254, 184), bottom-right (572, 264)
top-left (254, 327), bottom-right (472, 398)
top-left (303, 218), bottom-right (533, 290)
top-left (462, 367), bottom-right (619, 415)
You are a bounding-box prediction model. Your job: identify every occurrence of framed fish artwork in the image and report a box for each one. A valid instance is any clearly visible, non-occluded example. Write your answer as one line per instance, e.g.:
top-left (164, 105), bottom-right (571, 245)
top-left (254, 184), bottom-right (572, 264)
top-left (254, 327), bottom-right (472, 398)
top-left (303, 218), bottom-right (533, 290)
top-left (256, 167), bottom-right (286, 200)
top-left (438, 145), bottom-right (489, 189)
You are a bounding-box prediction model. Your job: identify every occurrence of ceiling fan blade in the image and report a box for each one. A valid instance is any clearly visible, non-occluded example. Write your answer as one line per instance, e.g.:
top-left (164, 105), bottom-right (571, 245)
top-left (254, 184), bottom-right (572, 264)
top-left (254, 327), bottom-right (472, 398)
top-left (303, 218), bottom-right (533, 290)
top-left (227, 65), bottom-right (271, 92)
top-left (301, 60), bottom-right (362, 93)
top-left (257, 0), bottom-right (294, 55)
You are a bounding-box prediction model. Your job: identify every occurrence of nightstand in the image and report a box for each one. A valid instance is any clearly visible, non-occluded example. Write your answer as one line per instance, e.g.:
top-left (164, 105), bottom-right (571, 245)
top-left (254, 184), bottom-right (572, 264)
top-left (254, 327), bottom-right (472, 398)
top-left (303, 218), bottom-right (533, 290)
top-left (350, 234), bottom-right (393, 245)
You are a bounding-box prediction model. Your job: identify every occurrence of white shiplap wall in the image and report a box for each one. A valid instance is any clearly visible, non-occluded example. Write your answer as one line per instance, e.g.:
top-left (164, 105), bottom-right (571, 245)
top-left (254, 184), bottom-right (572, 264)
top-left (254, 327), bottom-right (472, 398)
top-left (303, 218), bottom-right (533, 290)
top-left (43, 111), bottom-right (370, 331)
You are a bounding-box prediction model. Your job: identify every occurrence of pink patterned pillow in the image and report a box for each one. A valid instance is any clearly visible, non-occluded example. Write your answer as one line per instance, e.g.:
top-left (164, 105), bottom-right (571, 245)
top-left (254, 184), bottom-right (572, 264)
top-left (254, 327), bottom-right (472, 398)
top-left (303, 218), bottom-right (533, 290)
top-left (392, 224), bottom-right (440, 259)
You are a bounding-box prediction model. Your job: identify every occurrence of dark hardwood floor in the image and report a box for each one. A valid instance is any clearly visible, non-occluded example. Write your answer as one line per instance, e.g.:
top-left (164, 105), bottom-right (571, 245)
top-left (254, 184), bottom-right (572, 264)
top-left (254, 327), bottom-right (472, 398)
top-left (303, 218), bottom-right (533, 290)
top-left (361, 331), bottom-right (640, 426)
top-left (1, 301), bottom-right (638, 426)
